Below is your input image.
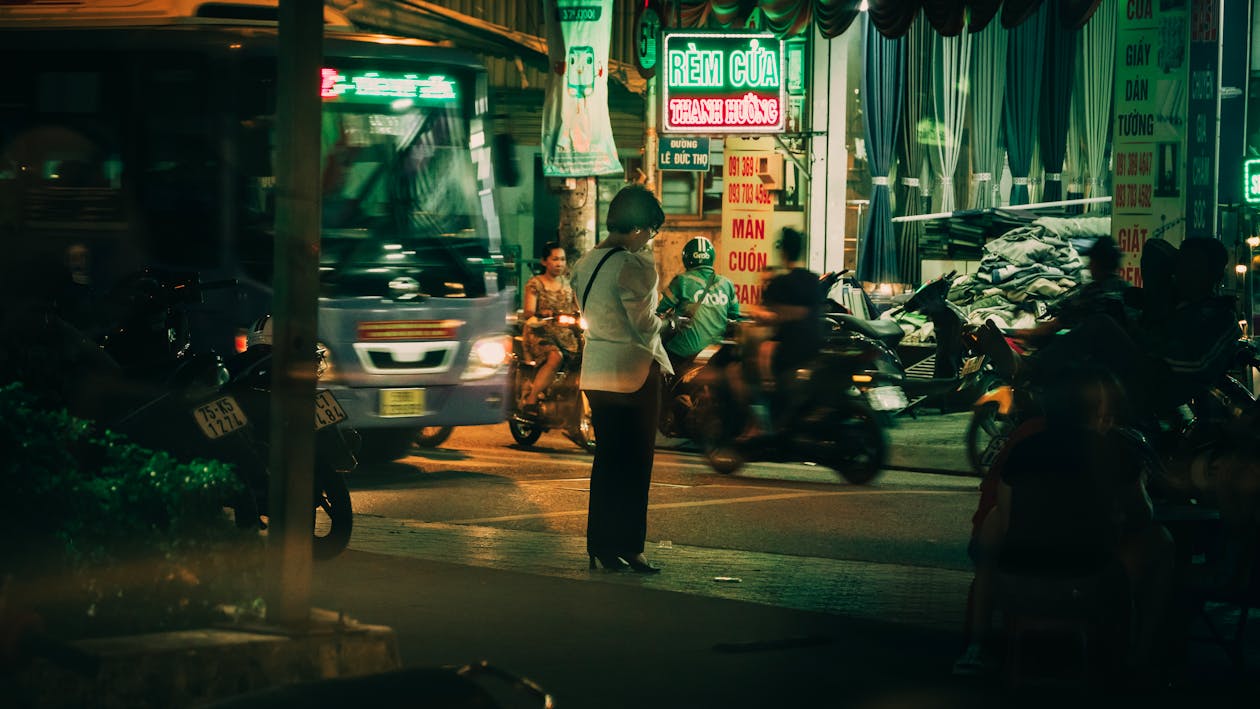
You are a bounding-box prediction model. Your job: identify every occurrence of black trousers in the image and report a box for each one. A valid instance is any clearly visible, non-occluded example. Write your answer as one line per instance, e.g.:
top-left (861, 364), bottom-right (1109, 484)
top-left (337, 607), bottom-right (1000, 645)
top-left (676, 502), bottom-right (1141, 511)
top-left (584, 364), bottom-right (661, 557)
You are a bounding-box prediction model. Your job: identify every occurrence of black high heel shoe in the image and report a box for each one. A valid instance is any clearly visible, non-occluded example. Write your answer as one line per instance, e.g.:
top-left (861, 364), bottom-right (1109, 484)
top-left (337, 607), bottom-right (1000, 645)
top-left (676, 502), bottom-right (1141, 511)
top-left (622, 554), bottom-right (661, 574)
top-left (589, 553), bottom-right (629, 572)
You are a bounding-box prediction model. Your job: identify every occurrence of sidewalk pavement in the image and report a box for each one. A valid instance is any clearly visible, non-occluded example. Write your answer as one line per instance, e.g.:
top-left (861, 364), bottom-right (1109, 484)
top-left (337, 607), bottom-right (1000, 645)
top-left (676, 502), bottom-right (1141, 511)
top-left (302, 413), bottom-right (1254, 707)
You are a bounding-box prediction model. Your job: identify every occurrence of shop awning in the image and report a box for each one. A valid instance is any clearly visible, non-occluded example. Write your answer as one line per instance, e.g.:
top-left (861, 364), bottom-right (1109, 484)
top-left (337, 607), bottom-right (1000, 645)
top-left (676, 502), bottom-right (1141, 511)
top-left (329, 0), bottom-right (646, 95)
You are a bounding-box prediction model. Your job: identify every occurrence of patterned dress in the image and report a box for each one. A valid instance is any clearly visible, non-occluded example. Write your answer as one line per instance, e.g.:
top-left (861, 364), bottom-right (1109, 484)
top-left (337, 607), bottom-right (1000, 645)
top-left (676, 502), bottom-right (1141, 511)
top-left (524, 275), bottom-right (580, 361)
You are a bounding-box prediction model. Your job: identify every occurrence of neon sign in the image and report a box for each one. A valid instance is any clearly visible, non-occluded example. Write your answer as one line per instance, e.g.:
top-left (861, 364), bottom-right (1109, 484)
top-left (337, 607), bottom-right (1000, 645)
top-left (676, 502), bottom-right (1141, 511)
top-left (1245, 158), bottom-right (1260, 204)
top-left (321, 69), bottom-right (458, 105)
top-left (661, 32), bottom-right (785, 134)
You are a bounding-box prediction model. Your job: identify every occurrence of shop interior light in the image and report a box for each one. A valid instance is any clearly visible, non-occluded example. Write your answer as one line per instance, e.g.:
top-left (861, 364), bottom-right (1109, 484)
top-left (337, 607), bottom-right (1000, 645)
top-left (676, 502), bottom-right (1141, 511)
top-left (1236, 264), bottom-right (1248, 275)
top-left (1247, 236), bottom-right (1260, 248)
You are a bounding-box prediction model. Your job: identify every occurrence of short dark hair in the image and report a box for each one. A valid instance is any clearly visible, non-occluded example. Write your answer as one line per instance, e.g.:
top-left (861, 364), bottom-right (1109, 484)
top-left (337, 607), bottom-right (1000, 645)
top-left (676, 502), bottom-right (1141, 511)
top-left (539, 241), bottom-right (563, 258)
top-left (779, 227), bottom-right (805, 262)
top-left (1087, 236), bottom-right (1122, 274)
top-left (606, 184), bottom-right (664, 234)
top-left (1177, 236), bottom-right (1229, 293)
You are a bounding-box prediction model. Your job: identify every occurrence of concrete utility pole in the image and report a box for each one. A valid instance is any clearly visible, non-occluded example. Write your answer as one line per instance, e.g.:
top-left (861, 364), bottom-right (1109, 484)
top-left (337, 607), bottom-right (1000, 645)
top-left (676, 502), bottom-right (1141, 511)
top-left (266, 0), bottom-right (322, 627)
top-left (557, 177), bottom-right (597, 255)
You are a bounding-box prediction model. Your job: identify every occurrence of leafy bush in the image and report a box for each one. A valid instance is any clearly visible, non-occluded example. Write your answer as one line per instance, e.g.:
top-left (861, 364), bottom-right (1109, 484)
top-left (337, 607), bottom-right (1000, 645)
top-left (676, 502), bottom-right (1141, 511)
top-left (0, 383), bottom-right (263, 639)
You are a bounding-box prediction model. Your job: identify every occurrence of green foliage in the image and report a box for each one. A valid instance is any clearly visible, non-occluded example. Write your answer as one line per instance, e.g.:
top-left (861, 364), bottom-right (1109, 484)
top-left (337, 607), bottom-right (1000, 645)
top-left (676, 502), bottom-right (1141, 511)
top-left (0, 383), bottom-right (264, 638)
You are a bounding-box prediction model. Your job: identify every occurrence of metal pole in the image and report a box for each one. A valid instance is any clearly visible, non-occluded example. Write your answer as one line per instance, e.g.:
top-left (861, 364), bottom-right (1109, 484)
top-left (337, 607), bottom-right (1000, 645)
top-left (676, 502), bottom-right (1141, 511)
top-left (266, 0), bottom-right (322, 627)
top-left (645, 73), bottom-right (660, 197)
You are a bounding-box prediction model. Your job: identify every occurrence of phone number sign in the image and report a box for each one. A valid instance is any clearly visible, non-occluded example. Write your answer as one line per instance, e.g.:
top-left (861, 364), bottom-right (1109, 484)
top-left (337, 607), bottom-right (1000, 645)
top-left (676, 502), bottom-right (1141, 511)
top-left (661, 31), bottom-right (785, 134)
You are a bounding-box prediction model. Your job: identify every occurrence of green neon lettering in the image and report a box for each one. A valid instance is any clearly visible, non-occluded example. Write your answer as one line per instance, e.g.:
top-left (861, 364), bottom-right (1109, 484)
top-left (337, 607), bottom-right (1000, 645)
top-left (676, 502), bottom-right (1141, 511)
top-left (669, 43), bottom-right (723, 87)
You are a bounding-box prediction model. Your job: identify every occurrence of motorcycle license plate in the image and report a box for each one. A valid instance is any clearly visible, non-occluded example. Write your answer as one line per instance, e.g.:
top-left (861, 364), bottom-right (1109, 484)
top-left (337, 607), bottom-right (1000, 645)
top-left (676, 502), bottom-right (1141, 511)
top-left (315, 390), bottom-right (348, 430)
top-left (960, 355), bottom-right (985, 377)
top-left (379, 388), bottom-right (426, 417)
top-left (866, 386), bottom-right (909, 412)
top-left (193, 396), bottom-right (248, 439)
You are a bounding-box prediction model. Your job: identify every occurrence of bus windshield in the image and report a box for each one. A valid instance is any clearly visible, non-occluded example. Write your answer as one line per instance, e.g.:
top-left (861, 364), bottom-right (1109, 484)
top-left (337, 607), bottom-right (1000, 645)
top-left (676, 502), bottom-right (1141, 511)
top-left (243, 66), bottom-right (497, 298)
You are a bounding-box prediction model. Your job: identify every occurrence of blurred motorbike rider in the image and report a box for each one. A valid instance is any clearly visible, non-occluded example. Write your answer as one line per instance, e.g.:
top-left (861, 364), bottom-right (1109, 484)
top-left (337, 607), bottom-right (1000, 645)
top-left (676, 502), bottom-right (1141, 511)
top-left (745, 227), bottom-right (824, 429)
top-left (656, 236), bottom-right (740, 374)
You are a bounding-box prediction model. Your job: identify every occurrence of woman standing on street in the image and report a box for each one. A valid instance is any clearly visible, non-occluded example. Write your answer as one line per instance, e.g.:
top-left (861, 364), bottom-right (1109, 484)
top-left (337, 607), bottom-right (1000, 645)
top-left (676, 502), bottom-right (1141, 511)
top-left (571, 184), bottom-right (671, 573)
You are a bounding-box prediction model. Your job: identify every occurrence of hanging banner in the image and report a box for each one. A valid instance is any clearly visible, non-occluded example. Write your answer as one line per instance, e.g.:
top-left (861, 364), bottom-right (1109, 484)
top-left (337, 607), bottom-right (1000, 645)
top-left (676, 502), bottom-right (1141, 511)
top-left (1185, 0), bottom-right (1219, 239)
top-left (542, 0), bottom-right (623, 177)
top-left (1112, 0), bottom-right (1190, 285)
top-left (720, 138), bottom-right (776, 305)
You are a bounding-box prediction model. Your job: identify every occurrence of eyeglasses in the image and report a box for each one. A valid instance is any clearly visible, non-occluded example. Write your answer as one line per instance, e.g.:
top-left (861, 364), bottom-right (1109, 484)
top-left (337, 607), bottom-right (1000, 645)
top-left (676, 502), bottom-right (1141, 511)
top-left (641, 225), bottom-right (660, 237)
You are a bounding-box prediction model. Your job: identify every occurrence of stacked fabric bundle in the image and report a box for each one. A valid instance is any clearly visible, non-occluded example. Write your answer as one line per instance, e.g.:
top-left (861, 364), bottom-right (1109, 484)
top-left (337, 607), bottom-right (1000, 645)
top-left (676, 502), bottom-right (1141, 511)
top-left (883, 216), bottom-right (1112, 344)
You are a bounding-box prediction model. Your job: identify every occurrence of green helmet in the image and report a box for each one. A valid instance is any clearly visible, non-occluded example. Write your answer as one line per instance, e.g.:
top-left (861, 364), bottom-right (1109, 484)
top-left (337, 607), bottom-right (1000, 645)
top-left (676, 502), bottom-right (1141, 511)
top-left (682, 236), bottom-right (715, 269)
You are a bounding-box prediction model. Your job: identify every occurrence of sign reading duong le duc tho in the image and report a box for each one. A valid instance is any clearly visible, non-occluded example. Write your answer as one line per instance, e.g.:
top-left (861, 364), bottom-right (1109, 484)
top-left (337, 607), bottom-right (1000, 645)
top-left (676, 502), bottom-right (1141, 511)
top-left (661, 31), bottom-right (785, 134)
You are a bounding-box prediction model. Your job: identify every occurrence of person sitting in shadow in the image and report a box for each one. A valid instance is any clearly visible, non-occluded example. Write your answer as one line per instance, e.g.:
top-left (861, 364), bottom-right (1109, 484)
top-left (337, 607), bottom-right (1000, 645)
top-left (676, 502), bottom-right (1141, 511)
top-left (954, 365), bottom-right (1176, 682)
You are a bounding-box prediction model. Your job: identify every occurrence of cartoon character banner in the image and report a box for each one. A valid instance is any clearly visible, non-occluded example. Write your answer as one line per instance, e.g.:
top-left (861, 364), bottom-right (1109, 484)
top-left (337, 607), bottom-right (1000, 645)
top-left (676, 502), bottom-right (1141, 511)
top-left (542, 0), bottom-right (623, 177)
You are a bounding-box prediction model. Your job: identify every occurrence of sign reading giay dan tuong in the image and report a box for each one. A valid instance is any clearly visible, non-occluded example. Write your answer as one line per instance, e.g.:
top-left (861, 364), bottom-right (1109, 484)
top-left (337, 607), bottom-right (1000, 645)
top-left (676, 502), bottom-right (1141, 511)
top-left (662, 31), bottom-right (785, 134)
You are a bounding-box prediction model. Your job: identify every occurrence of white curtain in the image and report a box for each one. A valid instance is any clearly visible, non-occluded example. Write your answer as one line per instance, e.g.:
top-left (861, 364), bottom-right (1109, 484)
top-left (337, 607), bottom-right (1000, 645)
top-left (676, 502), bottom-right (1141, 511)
top-left (967, 22), bottom-right (1007, 209)
top-left (929, 28), bottom-right (971, 213)
top-left (898, 18), bottom-right (930, 284)
top-left (1078, 0), bottom-right (1117, 211)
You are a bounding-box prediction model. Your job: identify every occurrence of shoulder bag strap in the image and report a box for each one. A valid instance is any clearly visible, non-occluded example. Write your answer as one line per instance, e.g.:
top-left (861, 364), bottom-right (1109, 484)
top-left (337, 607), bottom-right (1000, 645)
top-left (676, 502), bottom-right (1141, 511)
top-left (581, 247), bottom-right (625, 310)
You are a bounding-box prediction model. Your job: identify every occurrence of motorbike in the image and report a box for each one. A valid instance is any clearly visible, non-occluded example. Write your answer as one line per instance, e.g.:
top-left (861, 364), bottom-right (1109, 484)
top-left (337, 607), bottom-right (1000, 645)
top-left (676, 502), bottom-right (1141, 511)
top-left (506, 312), bottom-right (595, 452)
top-left (230, 314), bottom-right (359, 559)
top-left (699, 319), bottom-right (890, 485)
top-left (48, 267), bottom-right (356, 558)
top-left (965, 322), bottom-right (1260, 480)
top-left (822, 270), bottom-right (998, 417)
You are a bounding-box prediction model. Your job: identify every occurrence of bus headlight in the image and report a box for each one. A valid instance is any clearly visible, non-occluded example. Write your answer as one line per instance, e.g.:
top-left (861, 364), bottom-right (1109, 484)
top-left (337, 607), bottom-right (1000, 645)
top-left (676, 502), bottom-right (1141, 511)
top-left (462, 335), bottom-right (509, 380)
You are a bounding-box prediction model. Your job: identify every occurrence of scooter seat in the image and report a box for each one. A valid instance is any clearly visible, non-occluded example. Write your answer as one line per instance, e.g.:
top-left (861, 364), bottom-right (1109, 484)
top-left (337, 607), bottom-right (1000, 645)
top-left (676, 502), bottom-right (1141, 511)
top-left (828, 314), bottom-right (904, 344)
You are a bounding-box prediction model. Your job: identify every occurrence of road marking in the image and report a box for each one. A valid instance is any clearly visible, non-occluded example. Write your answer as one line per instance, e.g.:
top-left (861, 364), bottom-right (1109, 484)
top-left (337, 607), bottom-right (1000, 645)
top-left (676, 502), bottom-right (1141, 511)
top-left (440, 489), bottom-right (965, 525)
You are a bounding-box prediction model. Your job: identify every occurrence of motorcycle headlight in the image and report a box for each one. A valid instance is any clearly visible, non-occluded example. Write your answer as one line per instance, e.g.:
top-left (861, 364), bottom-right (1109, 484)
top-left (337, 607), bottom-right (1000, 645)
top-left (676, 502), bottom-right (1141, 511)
top-left (462, 335), bottom-right (510, 380)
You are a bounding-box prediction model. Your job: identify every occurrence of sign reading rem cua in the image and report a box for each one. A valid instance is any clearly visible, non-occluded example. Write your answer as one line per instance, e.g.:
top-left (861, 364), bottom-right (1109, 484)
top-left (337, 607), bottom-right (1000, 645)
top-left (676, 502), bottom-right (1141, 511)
top-left (661, 31), bottom-right (785, 134)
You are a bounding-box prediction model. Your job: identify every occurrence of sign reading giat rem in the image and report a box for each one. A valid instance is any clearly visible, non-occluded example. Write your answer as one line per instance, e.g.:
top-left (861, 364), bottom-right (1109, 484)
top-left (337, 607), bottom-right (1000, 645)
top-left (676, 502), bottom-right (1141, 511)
top-left (661, 32), bottom-right (785, 134)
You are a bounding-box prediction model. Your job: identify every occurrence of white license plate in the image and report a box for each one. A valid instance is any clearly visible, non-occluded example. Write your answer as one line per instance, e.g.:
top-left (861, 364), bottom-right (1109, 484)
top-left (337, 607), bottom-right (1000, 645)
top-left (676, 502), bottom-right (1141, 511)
top-left (960, 355), bottom-right (985, 377)
top-left (315, 390), bottom-right (348, 430)
top-left (866, 385), bottom-right (909, 412)
top-left (379, 388), bottom-right (426, 417)
top-left (193, 395), bottom-right (248, 439)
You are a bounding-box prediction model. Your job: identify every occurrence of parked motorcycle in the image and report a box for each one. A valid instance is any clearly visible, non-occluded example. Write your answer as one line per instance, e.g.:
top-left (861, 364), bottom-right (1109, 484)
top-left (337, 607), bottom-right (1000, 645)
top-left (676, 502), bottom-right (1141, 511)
top-left (232, 315), bottom-right (359, 559)
top-left (823, 270), bottom-right (997, 416)
top-left (965, 322), bottom-right (1259, 480)
top-left (506, 312), bottom-right (595, 452)
top-left (699, 319), bottom-right (890, 485)
top-left (63, 268), bottom-right (355, 558)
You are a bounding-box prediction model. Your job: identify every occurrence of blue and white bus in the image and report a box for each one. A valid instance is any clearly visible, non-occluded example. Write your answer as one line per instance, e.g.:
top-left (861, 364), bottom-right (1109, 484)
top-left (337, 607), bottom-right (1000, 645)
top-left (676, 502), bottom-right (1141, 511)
top-left (0, 1), bottom-right (516, 459)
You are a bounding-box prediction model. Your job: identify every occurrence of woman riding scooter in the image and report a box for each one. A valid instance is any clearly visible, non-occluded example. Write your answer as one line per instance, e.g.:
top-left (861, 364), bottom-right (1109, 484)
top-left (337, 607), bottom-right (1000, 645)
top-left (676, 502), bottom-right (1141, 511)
top-left (520, 242), bottom-right (581, 415)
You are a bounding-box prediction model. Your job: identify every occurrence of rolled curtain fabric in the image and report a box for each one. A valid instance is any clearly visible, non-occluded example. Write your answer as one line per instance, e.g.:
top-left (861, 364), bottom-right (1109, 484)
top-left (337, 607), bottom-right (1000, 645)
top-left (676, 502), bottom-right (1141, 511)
top-left (1002, 2), bottom-right (1046, 205)
top-left (868, 0), bottom-right (922, 39)
top-left (968, 20), bottom-right (1007, 208)
top-left (858, 18), bottom-right (905, 284)
top-left (1039, 13), bottom-right (1077, 201)
top-left (760, 0), bottom-right (813, 36)
top-left (968, 0), bottom-right (1005, 32)
top-left (1060, 0), bottom-right (1104, 29)
top-left (929, 26), bottom-right (971, 212)
top-left (921, 0), bottom-right (967, 36)
top-left (898, 17), bottom-right (931, 284)
top-left (813, 0), bottom-right (864, 39)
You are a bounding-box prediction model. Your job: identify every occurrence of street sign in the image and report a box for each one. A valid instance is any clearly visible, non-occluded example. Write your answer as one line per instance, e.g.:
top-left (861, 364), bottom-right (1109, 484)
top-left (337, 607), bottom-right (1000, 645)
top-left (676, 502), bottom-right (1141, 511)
top-left (1245, 158), bottom-right (1260, 204)
top-left (635, 2), bottom-right (662, 79)
top-left (659, 136), bottom-right (710, 171)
